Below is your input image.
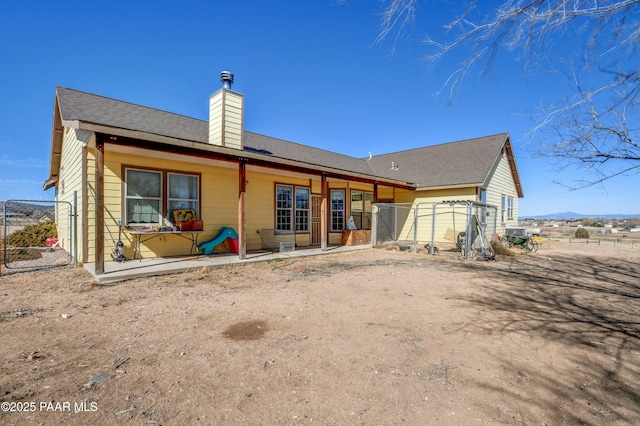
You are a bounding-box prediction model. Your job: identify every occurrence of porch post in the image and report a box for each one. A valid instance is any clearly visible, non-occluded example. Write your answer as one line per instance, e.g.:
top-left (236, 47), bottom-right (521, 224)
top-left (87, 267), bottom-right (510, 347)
top-left (321, 174), bottom-right (327, 251)
top-left (95, 136), bottom-right (105, 274)
top-left (373, 182), bottom-right (378, 203)
top-left (238, 160), bottom-right (247, 259)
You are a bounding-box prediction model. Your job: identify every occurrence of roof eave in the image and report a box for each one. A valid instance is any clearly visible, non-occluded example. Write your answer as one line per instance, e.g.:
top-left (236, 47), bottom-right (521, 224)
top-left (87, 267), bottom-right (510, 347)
top-left (504, 137), bottom-right (524, 198)
top-left (76, 121), bottom-right (416, 189)
top-left (415, 182), bottom-right (482, 191)
top-left (44, 95), bottom-right (64, 190)
top-left (480, 135), bottom-right (524, 198)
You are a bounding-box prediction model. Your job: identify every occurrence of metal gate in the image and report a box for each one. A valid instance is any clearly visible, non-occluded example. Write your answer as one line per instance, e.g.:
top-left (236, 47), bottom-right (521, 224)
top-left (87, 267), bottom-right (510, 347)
top-left (2, 199), bottom-right (75, 273)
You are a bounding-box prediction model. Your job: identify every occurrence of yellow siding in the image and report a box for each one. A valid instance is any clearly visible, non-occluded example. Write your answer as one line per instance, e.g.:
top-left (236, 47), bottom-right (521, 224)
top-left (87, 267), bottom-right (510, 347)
top-left (486, 152), bottom-right (519, 233)
top-left (81, 144), bottom-right (521, 261)
top-left (87, 154), bottom-right (365, 260)
top-left (86, 150), bottom-right (96, 261)
top-left (245, 172), bottom-right (313, 248)
top-left (84, 143), bottom-right (500, 260)
top-left (97, 152), bottom-right (241, 259)
top-left (199, 164), bottom-right (241, 253)
top-left (377, 186), bottom-right (394, 200)
top-left (389, 187), bottom-right (478, 245)
top-left (379, 152), bottom-right (521, 245)
top-left (56, 128), bottom-right (92, 260)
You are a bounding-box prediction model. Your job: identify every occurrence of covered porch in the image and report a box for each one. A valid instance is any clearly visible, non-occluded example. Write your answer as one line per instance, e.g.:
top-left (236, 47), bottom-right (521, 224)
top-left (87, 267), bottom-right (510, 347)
top-left (84, 243), bottom-right (372, 284)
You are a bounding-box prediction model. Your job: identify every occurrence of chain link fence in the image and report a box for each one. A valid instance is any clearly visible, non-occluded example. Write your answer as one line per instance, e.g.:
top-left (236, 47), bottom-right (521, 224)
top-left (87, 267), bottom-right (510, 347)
top-left (370, 203), bottom-right (414, 246)
top-left (2, 199), bottom-right (75, 274)
top-left (372, 201), bottom-right (498, 259)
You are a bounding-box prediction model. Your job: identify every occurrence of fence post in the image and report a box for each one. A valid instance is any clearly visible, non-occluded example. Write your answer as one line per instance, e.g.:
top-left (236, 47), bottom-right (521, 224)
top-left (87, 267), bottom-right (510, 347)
top-left (393, 206), bottom-right (398, 241)
top-left (371, 205), bottom-right (377, 248)
top-left (413, 204), bottom-right (418, 253)
top-left (465, 203), bottom-right (472, 259)
top-left (431, 203), bottom-right (437, 255)
top-left (1, 201), bottom-right (5, 276)
top-left (73, 191), bottom-right (78, 268)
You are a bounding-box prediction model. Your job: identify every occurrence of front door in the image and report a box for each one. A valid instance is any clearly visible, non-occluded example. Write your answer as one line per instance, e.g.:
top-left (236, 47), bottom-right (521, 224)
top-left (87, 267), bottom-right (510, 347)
top-left (311, 195), bottom-right (322, 245)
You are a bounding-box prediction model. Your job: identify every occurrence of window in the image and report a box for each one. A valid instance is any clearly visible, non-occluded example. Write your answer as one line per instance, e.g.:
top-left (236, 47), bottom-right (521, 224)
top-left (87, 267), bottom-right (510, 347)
top-left (275, 185), bottom-right (292, 231)
top-left (295, 187), bottom-right (310, 231)
top-left (125, 168), bottom-right (199, 226)
top-left (275, 184), bottom-right (310, 232)
top-left (479, 189), bottom-right (487, 204)
top-left (501, 194), bottom-right (514, 222)
top-left (479, 188), bottom-right (487, 224)
top-left (331, 189), bottom-right (345, 231)
top-left (168, 173), bottom-right (199, 222)
top-left (507, 196), bottom-right (514, 220)
top-left (126, 169), bottom-right (162, 225)
top-left (350, 190), bottom-right (373, 230)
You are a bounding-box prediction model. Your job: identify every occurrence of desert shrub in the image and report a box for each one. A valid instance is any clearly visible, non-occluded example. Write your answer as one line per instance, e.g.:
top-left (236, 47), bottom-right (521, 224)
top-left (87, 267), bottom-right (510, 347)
top-left (6, 220), bottom-right (57, 247)
top-left (574, 227), bottom-right (590, 239)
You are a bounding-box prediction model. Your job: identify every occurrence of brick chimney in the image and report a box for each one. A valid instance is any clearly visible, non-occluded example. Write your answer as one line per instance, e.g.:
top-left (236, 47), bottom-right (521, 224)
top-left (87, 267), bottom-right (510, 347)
top-left (208, 71), bottom-right (244, 149)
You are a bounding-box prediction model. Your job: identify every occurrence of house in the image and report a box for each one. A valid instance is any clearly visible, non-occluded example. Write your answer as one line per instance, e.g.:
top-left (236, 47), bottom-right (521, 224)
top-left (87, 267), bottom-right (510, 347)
top-left (44, 72), bottom-right (523, 272)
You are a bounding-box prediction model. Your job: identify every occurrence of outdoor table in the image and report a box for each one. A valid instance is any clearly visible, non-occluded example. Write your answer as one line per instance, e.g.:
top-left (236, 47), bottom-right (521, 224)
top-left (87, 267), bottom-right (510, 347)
top-left (128, 229), bottom-right (203, 261)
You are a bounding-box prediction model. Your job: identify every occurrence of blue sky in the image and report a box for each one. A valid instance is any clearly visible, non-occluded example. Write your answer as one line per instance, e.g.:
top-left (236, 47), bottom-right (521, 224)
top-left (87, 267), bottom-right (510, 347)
top-left (1, 0), bottom-right (638, 216)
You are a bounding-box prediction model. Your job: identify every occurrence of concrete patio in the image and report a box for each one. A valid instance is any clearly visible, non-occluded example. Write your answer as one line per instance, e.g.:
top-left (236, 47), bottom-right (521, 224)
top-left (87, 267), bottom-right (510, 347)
top-left (84, 244), bottom-right (371, 284)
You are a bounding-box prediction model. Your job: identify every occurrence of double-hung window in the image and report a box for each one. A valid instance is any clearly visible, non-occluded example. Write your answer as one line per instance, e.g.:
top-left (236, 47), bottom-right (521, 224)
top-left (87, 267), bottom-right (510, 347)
top-left (331, 189), bottom-right (345, 231)
top-left (168, 173), bottom-right (199, 223)
top-left (125, 168), bottom-right (199, 227)
top-left (275, 184), bottom-right (310, 232)
top-left (276, 185), bottom-right (293, 231)
top-left (295, 187), bottom-right (310, 232)
top-left (501, 195), bottom-right (506, 223)
top-left (125, 169), bottom-right (162, 225)
top-left (507, 196), bottom-right (514, 220)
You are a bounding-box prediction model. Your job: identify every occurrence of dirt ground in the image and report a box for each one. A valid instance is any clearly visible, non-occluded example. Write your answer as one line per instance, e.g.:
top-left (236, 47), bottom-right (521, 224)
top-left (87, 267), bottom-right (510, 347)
top-left (1, 241), bottom-right (639, 425)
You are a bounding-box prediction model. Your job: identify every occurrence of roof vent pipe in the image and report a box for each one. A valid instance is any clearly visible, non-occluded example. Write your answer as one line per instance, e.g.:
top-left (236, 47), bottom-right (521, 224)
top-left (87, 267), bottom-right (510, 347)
top-left (221, 71), bottom-right (234, 89)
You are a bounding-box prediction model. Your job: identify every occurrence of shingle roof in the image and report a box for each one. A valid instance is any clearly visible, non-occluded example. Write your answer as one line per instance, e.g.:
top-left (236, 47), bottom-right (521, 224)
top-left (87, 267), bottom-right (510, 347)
top-left (53, 87), bottom-right (521, 195)
top-left (367, 134), bottom-right (510, 188)
top-left (242, 132), bottom-right (382, 178)
top-left (56, 87), bottom-right (207, 142)
top-left (55, 87), bottom-right (385, 179)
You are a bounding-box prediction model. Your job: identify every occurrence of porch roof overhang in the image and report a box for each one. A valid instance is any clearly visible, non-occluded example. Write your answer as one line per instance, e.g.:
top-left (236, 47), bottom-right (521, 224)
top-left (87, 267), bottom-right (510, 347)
top-left (74, 121), bottom-right (417, 190)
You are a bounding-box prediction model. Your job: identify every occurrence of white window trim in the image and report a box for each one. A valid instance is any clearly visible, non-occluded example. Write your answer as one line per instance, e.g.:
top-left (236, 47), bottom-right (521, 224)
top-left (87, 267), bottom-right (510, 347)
top-left (507, 196), bottom-right (514, 220)
top-left (295, 187), bottom-right (310, 232)
top-left (275, 184), bottom-right (310, 232)
top-left (330, 189), bottom-right (345, 232)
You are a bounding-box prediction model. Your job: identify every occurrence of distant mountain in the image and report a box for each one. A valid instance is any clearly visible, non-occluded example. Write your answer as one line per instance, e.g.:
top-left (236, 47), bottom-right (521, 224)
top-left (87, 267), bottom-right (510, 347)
top-left (0, 201), bottom-right (55, 219)
top-left (521, 212), bottom-right (640, 220)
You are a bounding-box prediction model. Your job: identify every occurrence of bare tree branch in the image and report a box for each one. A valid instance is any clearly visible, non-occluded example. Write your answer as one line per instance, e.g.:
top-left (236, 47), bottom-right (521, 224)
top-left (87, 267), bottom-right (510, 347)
top-left (375, 0), bottom-right (640, 188)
